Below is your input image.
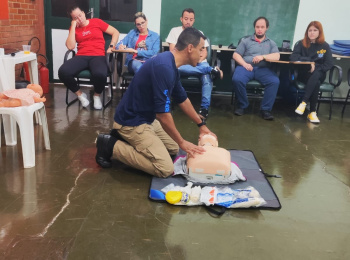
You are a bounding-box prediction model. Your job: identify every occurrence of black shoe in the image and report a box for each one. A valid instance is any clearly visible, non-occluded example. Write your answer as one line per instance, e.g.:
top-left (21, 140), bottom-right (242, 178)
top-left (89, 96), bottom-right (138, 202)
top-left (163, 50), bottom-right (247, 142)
top-left (95, 134), bottom-right (116, 168)
top-left (261, 110), bottom-right (274, 120)
top-left (199, 108), bottom-right (209, 120)
top-left (234, 108), bottom-right (244, 116)
top-left (211, 67), bottom-right (221, 80)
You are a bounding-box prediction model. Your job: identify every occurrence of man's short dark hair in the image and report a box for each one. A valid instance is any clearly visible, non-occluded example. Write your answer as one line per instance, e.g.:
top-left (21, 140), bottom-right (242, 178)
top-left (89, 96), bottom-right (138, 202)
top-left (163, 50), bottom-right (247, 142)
top-left (254, 16), bottom-right (269, 28)
top-left (175, 27), bottom-right (206, 51)
top-left (182, 8), bottom-right (195, 17)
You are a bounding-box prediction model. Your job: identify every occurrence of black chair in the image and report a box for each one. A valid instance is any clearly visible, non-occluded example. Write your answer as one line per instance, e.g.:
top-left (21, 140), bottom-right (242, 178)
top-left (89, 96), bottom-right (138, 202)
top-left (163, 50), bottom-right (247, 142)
top-left (116, 52), bottom-right (134, 96)
top-left (341, 69), bottom-right (350, 116)
top-left (290, 41), bottom-right (342, 120)
top-left (231, 36), bottom-right (280, 105)
top-left (63, 48), bottom-right (115, 108)
top-left (180, 37), bottom-right (221, 92)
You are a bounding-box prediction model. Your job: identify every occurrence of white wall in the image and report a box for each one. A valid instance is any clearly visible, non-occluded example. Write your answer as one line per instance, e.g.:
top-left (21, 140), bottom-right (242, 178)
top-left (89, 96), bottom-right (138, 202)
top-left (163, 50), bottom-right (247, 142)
top-left (142, 0), bottom-right (162, 34)
top-left (293, 0), bottom-right (350, 46)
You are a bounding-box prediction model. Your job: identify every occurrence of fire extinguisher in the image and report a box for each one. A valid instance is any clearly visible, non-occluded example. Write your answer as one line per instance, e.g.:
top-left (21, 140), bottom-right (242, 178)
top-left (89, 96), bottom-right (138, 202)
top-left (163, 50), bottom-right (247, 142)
top-left (37, 54), bottom-right (50, 94)
top-left (23, 62), bottom-right (30, 82)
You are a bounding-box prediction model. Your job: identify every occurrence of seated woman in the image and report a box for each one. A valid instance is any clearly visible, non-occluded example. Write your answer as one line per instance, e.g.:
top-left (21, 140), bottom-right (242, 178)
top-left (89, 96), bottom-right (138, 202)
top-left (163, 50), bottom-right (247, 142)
top-left (58, 5), bottom-right (119, 109)
top-left (290, 21), bottom-right (333, 124)
top-left (116, 12), bottom-right (160, 74)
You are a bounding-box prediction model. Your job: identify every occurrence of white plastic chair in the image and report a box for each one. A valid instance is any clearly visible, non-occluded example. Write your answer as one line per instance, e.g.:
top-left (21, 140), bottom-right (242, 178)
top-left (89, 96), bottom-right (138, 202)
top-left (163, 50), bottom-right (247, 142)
top-left (0, 102), bottom-right (50, 168)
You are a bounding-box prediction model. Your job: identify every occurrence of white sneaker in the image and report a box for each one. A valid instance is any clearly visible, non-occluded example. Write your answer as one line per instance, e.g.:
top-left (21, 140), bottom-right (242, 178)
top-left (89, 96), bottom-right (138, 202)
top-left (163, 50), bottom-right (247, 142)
top-left (78, 93), bottom-right (89, 107)
top-left (93, 95), bottom-right (102, 110)
top-left (295, 102), bottom-right (306, 115)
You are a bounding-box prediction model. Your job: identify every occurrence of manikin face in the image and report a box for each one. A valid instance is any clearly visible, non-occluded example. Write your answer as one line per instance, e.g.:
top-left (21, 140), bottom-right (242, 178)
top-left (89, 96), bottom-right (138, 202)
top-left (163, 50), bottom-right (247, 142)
top-left (135, 17), bottom-right (148, 34)
top-left (71, 8), bottom-right (87, 27)
top-left (254, 19), bottom-right (268, 39)
top-left (308, 25), bottom-right (319, 43)
top-left (180, 11), bottom-right (195, 29)
top-left (188, 37), bottom-right (205, 67)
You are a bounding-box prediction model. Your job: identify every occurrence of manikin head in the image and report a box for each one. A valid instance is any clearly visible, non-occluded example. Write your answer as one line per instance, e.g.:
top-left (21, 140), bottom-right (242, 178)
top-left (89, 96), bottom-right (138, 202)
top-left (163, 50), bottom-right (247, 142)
top-left (198, 134), bottom-right (218, 147)
top-left (27, 84), bottom-right (43, 97)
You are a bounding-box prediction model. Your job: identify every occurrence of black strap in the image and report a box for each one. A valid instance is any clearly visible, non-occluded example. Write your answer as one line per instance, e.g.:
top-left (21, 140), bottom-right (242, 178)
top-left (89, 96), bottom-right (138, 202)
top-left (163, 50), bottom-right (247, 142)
top-left (197, 121), bottom-right (206, 127)
top-left (264, 172), bottom-right (282, 178)
top-left (205, 206), bottom-right (226, 217)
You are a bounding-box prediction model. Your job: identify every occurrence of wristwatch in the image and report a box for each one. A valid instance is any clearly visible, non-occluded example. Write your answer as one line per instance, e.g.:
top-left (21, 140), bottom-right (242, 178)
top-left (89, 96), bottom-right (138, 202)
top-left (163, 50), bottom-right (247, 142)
top-left (109, 44), bottom-right (114, 48)
top-left (197, 121), bottom-right (206, 127)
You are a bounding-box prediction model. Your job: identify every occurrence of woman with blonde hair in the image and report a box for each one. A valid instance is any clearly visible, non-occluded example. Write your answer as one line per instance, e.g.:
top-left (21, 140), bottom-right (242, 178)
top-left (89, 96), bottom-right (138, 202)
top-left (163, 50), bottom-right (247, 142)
top-left (290, 21), bottom-right (333, 123)
top-left (116, 12), bottom-right (160, 74)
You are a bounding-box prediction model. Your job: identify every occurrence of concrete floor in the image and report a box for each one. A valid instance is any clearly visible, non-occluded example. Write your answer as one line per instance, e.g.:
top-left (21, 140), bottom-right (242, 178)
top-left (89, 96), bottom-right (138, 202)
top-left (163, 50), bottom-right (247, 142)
top-left (1, 84), bottom-right (350, 260)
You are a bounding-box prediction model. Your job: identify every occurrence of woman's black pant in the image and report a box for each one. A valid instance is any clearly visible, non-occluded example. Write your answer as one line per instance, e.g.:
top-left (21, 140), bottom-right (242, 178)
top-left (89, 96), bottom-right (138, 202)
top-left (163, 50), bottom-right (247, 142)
top-left (298, 69), bottom-right (326, 112)
top-left (58, 55), bottom-right (108, 94)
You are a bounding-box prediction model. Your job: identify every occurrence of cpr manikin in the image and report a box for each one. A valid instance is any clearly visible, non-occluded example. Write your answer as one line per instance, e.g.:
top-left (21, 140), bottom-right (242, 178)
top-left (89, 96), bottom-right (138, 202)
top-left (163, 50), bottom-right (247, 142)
top-left (186, 134), bottom-right (231, 181)
top-left (0, 84), bottom-right (46, 107)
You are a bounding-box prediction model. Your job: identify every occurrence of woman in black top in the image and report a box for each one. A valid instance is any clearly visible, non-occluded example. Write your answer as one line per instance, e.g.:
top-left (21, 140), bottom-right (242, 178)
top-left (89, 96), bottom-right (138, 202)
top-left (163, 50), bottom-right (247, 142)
top-left (290, 21), bottom-right (333, 124)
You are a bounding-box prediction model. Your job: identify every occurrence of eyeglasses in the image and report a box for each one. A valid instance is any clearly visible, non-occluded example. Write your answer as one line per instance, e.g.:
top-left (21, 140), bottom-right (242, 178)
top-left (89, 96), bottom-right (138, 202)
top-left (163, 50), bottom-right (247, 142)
top-left (136, 21), bottom-right (146, 27)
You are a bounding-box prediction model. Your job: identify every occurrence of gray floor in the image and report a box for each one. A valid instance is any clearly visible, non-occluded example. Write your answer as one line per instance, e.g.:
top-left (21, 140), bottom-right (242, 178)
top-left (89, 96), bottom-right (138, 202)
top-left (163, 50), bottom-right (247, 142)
top-left (1, 84), bottom-right (350, 260)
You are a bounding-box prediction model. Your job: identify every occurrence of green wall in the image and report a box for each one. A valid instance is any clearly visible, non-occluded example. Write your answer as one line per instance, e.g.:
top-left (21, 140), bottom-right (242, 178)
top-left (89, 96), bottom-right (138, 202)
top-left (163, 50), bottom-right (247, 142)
top-left (160, 0), bottom-right (300, 93)
top-left (160, 0), bottom-right (300, 46)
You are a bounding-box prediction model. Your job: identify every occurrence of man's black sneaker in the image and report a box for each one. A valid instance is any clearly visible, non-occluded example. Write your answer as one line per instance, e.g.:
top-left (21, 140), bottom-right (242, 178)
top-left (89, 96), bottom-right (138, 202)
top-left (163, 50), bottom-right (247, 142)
top-left (261, 110), bottom-right (274, 120)
top-left (95, 134), bottom-right (116, 168)
top-left (211, 67), bottom-right (221, 80)
top-left (199, 108), bottom-right (209, 120)
top-left (234, 108), bottom-right (244, 116)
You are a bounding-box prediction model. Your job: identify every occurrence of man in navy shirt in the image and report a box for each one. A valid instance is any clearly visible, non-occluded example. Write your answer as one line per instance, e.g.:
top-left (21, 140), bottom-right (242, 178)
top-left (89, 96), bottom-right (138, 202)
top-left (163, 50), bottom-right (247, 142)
top-left (96, 27), bottom-right (216, 178)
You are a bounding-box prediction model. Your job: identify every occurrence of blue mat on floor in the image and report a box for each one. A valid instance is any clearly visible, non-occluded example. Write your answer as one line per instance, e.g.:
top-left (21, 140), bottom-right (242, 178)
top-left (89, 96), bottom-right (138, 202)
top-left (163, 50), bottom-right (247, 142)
top-left (149, 150), bottom-right (281, 209)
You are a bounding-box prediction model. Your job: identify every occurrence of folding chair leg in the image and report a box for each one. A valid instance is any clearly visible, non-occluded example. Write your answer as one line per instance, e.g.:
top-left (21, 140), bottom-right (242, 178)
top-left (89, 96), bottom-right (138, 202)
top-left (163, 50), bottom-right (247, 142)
top-left (341, 89), bottom-right (350, 116)
top-left (102, 88), bottom-right (111, 108)
top-left (329, 92), bottom-right (333, 120)
top-left (317, 92), bottom-right (322, 113)
top-left (66, 87), bottom-right (78, 107)
top-left (121, 78), bottom-right (129, 97)
top-left (295, 89), bottom-right (299, 107)
top-left (102, 76), bottom-right (113, 108)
